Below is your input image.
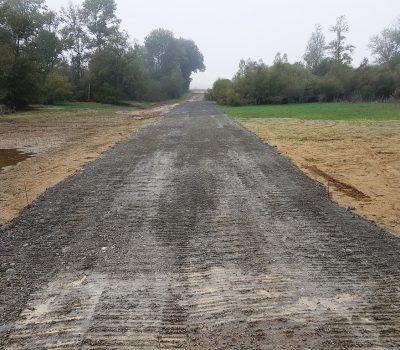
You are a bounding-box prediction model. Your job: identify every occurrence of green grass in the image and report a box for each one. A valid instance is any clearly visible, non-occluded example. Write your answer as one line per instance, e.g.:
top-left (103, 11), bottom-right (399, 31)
top-left (221, 103), bottom-right (400, 121)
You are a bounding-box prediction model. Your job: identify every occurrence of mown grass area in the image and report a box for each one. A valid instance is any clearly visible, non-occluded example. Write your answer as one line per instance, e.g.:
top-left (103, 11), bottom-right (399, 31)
top-left (221, 103), bottom-right (400, 121)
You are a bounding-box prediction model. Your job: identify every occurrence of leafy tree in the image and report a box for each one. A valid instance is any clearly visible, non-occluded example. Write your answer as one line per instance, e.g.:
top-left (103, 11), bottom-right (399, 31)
top-left (0, 0), bottom-right (52, 108)
top-left (144, 29), bottom-right (176, 75)
top-left (35, 20), bottom-right (63, 74)
top-left (207, 79), bottom-right (232, 104)
top-left (89, 47), bottom-right (127, 103)
top-left (273, 52), bottom-right (288, 64)
top-left (88, 45), bottom-right (152, 103)
top-left (44, 71), bottom-right (73, 104)
top-left (160, 66), bottom-right (186, 99)
top-left (1, 57), bottom-right (40, 108)
top-left (0, 0), bottom-right (50, 57)
top-left (326, 15), bottom-right (355, 64)
top-left (144, 28), bottom-right (205, 100)
top-left (59, 2), bottom-right (89, 82)
top-left (176, 38), bottom-right (205, 90)
top-left (369, 19), bottom-right (400, 64)
top-left (233, 60), bottom-right (269, 104)
top-left (304, 24), bottom-right (326, 71)
top-left (82, 0), bottom-right (122, 50)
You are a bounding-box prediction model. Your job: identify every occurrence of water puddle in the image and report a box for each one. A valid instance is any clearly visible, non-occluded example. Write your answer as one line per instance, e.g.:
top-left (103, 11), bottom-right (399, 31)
top-left (0, 149), bottom-right (35, 172)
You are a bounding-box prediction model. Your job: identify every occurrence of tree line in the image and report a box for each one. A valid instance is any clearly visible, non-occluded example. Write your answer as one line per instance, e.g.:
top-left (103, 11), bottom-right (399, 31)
top-left (207, 15), bottom-right (400, 105)
top-left (0, 0), bottom-right (205, 109)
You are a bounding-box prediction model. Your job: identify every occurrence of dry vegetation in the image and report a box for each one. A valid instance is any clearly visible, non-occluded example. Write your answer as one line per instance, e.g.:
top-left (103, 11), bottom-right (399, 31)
top-left (240, 118), bottom-right (400, 235)
top-left (0, 104), bottom-right (175, 226)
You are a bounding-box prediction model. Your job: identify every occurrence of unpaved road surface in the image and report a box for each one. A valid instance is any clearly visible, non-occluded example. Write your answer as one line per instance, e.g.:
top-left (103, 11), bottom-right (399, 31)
top-left (1, 98), bottom-right (400, 349)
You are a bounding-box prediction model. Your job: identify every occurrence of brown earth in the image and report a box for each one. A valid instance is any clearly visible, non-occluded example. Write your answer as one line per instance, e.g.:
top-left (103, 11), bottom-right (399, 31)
top-left (0, 104), bottom-right (175, 226)
top-left (240, 118), bottom-right (400, 236)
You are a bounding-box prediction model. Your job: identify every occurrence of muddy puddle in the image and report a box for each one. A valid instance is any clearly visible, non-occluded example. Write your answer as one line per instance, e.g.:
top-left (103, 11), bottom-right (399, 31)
top-left (0, 149), bottom-right (34, 172)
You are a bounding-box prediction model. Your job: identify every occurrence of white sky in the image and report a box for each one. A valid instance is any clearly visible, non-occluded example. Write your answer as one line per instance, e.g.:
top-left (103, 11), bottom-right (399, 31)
top-left (48, 0), bottom-right (400, 88)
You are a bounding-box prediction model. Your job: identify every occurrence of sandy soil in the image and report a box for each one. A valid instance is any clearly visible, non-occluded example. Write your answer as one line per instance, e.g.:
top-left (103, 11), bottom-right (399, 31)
top-left (0, 104), bottom-right (175, 226)
top-left (240, 118), bottom-right (400, 236)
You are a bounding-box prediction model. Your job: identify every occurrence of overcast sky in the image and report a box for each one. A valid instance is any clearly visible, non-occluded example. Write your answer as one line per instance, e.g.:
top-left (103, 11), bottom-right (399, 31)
top-left (48, 0), bottom-right (400, 88)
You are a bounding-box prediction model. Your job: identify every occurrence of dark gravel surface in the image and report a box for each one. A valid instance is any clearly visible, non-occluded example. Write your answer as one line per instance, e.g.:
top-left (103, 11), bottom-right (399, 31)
top-left (1, 97), bottom-right (399, 349)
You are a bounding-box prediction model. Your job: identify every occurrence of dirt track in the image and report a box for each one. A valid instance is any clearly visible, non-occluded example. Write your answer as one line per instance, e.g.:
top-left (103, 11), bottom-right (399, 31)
top-left (1, 97), bottom-right (400, 349)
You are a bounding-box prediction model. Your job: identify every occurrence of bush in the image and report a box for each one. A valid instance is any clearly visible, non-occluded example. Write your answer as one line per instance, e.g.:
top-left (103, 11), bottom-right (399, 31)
top-left (44, 71), bottom-right (73, 104)
top-left (226, 90), bottom-right (244, 106)
top-left (208, 58), bottom-right (400, 106)
top-left (210, 79), bottom-right (233, 104)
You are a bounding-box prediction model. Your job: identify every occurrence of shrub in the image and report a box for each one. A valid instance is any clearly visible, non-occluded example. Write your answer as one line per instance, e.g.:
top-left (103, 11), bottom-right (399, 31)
top-left (44, 72), bottom-right (73, 104)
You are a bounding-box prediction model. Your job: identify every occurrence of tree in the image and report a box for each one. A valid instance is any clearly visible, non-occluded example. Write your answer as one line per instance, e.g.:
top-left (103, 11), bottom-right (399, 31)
top-left (88, 45), bottom-right (152, 103)
top-left (369, 19), bottom-right (400, 64)
top-left (0, 0), bottom-right (50, 57)
top-left (176, 38), bottom-right (205, 90)
top-left (207, 79), bottom-right (232, 104)
top-left (144, 28), bottom-right (175, 75)
top-left (326, 15), bottom-right (355, 64)
top-left (273, 52), bottom-right (288, 64)
top-left (304, 24), bottom-right (326, 71)
top-left (88, 47), bottom-right (126, 103)
top-left (35, 12), bottom-right (63, 74)
top-left (82, 0), bottom-right (122, 50)
top-left (44, 71), bottom-right (73, 104)
top-left (144, 28), bottom-right (205, 99)
top-left (59, 2), bottom-right (89, 81)
top-left (0, 0), bottom-right (52, 108)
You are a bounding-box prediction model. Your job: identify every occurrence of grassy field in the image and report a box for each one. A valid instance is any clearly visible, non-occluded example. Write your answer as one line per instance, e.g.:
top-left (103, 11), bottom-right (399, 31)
top-left (221, 103), bottom-right (400, 121)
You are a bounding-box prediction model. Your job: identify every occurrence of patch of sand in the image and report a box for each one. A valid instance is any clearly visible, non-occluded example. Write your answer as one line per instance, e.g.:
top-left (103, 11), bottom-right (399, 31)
top-left (0, 104), bottom-right (176, 226)
top-left (240, 118), bottom-right (400, 236)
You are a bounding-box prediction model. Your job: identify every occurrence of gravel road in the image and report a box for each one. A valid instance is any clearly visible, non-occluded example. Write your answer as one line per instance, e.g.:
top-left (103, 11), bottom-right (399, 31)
top-left (1, 97), bottom-right (399, 349)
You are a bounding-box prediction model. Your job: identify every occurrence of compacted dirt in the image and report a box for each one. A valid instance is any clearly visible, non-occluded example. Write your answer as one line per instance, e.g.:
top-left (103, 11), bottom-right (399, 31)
top-left (1, 98), bottom-right (400, 349)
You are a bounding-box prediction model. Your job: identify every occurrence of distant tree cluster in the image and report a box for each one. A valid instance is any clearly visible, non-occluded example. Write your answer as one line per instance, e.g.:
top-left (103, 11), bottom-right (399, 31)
top-left (207, 16), bottom-right (400, 105)
top-left (0, 0), bottom-right (205, 109)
